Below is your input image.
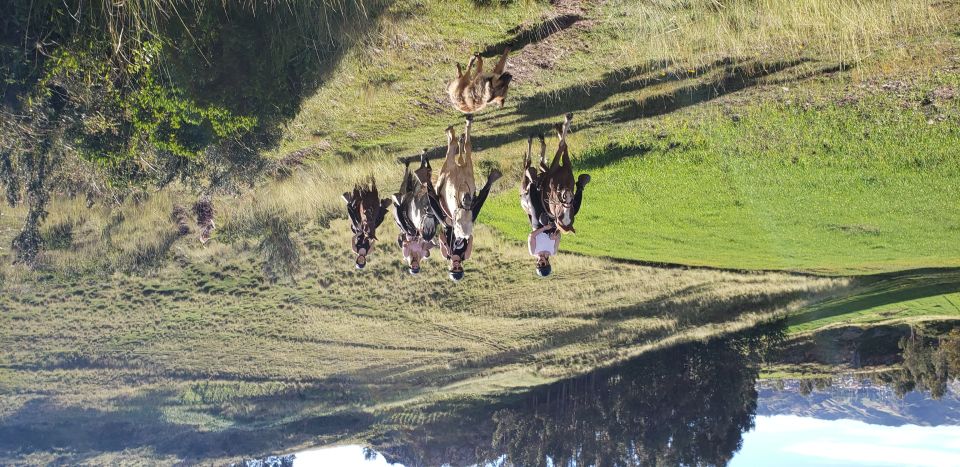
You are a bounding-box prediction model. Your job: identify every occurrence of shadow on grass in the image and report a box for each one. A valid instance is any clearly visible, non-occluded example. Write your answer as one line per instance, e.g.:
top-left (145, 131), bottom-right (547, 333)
top-left (599, 59), bottom-right (808, 124)
top-left (788, 269), bottom-right (960, 329)
top-left (476, 59), bottom-right (811, 151)
top-left (576, 141), bottom-right (651, 170)
top-left (478, 13), bottom-right (584, 58)
top-left (0, 393), bottom-right (374, 463)
top-left (506, 58), bottom-right (716, 124)
top-left (400, 58), bottom-right (838, 166)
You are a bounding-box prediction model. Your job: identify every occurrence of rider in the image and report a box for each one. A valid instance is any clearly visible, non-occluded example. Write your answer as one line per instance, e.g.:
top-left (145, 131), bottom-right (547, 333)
top-left (528, 222), bottom-right (559, 277)
top-left (520, 133), bottom-right (591, 276)
top-left (343, 186), bottom-right (390, 269)
top-left (415, 155), bottom-right (501, 282)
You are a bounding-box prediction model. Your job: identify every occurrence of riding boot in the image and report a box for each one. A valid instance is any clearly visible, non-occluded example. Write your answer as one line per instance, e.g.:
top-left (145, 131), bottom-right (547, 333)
top-left (576, 174), bottom-right (591, 190)
top-left (487, 168), bottom-right (503, 185)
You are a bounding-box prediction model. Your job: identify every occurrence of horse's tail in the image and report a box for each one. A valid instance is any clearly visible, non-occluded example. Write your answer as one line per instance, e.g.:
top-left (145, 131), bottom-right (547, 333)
top-left (421, 216), bottom-right (437, 242)
top-left (401, 161), bottom-right (415, 193)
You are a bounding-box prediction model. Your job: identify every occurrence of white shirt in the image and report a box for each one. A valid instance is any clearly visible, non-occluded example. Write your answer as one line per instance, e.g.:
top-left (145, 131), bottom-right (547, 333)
top-left (531, 231), bottom-right (558, 256)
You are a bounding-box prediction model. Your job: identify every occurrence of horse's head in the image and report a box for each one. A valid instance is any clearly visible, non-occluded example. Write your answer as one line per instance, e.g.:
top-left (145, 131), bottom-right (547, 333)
top-left (486, 73), bottom-right (512, 108)
top-left (452, 206), bottom-right (474, 240)
top-left (547, 172), bottom-right (577, 233)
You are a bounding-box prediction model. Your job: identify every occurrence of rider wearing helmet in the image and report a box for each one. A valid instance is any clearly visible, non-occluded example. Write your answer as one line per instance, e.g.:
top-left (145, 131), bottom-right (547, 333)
top-left (528, 223), bottom-right (559, 277)
top-left (415, 159), bottom-right (501, 282)
top-left (343, 187), bottom-right (390, 270)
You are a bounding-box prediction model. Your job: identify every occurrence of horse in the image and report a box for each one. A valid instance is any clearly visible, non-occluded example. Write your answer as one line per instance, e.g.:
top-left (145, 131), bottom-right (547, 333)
top-left (436, 116), bottom-right (478, 241)
top-left (394, 154), bottom-right (438, 243)
top-left (538, 113), bottom-right (587, 234)
top-left (352, 178), bottom-right (388, 240)
top-left (448, 48), bottom-right (512, 114)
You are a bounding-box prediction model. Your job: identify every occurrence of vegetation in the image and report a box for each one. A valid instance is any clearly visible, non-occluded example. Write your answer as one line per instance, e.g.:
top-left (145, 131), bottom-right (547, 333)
top-left (485, 94), bottom-right (960, 274)
top-left (788, 269), bottom-right (960, 333)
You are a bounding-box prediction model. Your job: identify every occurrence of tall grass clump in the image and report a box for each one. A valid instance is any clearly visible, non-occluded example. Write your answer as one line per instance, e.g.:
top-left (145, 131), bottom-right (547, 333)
top-left (604, 0), bottom-right (943, 68)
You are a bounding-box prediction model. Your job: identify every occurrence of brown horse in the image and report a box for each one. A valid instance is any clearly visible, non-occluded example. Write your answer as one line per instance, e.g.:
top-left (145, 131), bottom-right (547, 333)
top-left (539, 113), bottom-right (580, 233)
top-left (351, 178), bottom-right (388, 239)
top-left (436, 117), bottom-right (478, 240)
top-left (447, 48), bottom-right (512, 114)
top-left (343, 178), bottom-right (390, 269)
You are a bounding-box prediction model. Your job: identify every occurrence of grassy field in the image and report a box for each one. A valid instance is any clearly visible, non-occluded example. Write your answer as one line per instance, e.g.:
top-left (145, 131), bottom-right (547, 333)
top-left (0, 219), bottom-right (846, 463)
top-left (484, 92), bottom-right (960, 274)
top-left (788, 269), bottom-right (960, 333)
top-left (1, 0), bottom-right (959, 463)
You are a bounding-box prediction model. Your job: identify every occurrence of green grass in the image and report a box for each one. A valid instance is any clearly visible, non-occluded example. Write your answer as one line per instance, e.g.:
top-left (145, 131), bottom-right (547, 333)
top-left (0, 220), bottom-right (846, 463)
top-left (484, 94), bottom-right (960, 275)
top-left (788, 269), bottom-right (960, 333)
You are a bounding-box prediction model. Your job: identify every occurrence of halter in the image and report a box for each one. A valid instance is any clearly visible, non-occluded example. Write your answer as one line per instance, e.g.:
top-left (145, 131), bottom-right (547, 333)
top-left (539, 178), bottom-right (573, 212)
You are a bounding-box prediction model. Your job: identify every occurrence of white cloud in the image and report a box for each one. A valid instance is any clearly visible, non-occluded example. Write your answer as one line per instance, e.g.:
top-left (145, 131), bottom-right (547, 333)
top-left (732, 416), bottom-right (960, 467)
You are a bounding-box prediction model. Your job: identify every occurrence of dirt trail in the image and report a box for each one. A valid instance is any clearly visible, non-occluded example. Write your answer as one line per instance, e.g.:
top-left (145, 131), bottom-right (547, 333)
top-left (494, 0), bottom-right (594, 84)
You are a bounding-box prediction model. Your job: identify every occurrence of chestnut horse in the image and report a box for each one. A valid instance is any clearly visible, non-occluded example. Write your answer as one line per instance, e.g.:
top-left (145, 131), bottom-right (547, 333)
top-left (448, 48), bottom-right (512, 114)
top-left (539, 113), bottom-right (579, 233)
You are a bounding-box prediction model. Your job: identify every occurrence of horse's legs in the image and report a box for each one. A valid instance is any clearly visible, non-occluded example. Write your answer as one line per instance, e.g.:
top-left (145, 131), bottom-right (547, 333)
top-left (493, 48), bottom-right (510, 75)
top-left (419, 148), bottom-right (432, 170)
top-left (550, 145), bottom-right (564, 171)
top-left (442, 125), bottom-right (459, 173)
top-left (521, 135), bottom-right (533, 193)
top-left (561, 113), bottom-right (573, 168)
top-left (561, 144), bottom-right (572, 170)
top-left (399, 162), bottom-right (413, 195)
top-left (572, 176), bottom-right (588, 217)
top-left (463, 114), bottom-right (473, 166)
top-left (523, 134), bottom-right (533, 170)
top-left (528, 182), bottom-right (548, 229)
top-left (465, 54), bottom-right (479, 79)
top-left (538, 133), bottom-right (548, 172)
top-left (471, 170), bottom-right (499, 221)
top-left (472, 53), bottom-right (484, 78)
top-left (426, 184), bottom-right (450, 226)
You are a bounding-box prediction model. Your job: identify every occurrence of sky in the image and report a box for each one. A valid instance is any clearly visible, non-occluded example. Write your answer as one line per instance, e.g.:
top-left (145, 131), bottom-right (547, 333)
top-left (730, 415), bottom-right (960, 467)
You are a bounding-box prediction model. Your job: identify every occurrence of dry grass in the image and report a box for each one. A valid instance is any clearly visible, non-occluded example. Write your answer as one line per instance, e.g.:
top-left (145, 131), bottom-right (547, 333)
top-left (604, 0), bottom-right (943, 68)
top-left (0, 215), bottom-right (848, 447)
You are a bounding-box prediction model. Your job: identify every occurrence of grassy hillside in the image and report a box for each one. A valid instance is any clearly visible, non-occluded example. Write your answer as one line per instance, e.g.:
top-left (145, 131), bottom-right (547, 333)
top-left (485, 92), bottom-right (960, 274)
top-left (278, 0), bottom-right (958, 275)
top-left (0, 219), bottom-right (846, 463)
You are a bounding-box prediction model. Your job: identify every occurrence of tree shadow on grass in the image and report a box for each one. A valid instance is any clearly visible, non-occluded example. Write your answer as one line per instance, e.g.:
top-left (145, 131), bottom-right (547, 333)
top-left (478, 13), bottom-right (584, 58)
top-left (504, 58), bottom-right (727, 125)
top-left (164, 2), bottom-right (393, 146)
top-left (575, 141), bottom-right (651, 171)
top-left (599, 59), bottom-right (808, 124)
top-left (0, 392), bottom-right (375, 464)
top-left (469, 59), bottom-right (811, 150)
top-left (787, 269), bottom-right (960, 330)
top-left (402, 58), bottom-right (827, 166)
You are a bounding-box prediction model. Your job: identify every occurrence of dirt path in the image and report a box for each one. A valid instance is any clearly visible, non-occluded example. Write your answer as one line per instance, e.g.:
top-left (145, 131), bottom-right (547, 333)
top-left (488, 0), bottom-right (594, 85)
